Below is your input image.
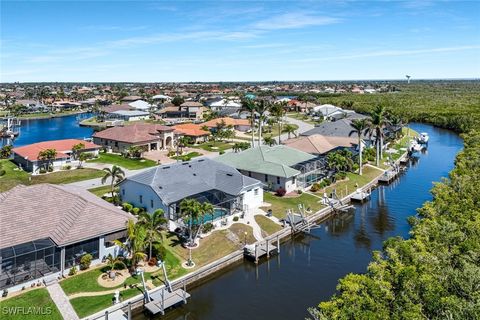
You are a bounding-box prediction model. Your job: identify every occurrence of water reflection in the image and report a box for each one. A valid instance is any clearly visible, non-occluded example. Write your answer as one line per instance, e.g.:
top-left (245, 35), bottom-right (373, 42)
top-left (354, 205), bottom-right (371, 249)
top-left (369, 187), bottom-right (395, 236)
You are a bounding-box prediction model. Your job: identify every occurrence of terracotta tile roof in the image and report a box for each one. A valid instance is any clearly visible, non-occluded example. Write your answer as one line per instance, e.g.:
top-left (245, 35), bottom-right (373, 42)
top-left (93, 123), bottom-right (174, 143)
top-left (174, 123), bottom-right (210, 137)
top-left (0, 184), bottom-right (134, 248)
top-left (12, 139), bottom-right (100, 161)
top-left (202, 117), bottom-right (250, 128)
top-left (283, 134), bottom-right (357, 154)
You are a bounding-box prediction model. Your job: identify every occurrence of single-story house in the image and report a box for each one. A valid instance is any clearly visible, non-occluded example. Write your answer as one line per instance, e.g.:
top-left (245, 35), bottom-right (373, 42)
top-left (101, 104), bottom-right (134, 113)
top-left (93, 123), bottom-right (178, 153)
top-left (121, 95), bottom-right (143, 102)
top-left (0, 184), bottom-right (133, 292)
top-left (12, 139), bottom-right (101, 173)
top-left (128, 100), bottom-right (152, 111)
top-left (202, 117), bottom-right (251, 132)
top-left (216, 145), bottom-right (325, 193)
top-left (173, 123), bottom-right (210, 144)
top-left (283, 134), bottom-right (358, 155)
top-left (119, 158), bottom-right (263, 230)
top-left (302, 118), bottom-right (374, 143)
top-left (108, 110), bottom-right (150, 121)
top-left (310, 104), bottom-right (343, 118)
top-left (209, 99), bottom-right (242, 110)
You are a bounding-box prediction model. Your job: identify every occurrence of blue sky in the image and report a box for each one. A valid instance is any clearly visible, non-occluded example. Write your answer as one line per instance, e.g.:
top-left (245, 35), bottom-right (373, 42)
top-left (1, 1), bottom-right (479, 82)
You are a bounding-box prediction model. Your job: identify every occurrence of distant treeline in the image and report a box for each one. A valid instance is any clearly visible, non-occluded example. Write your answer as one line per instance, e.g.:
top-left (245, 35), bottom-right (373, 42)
top-left (309, 83), bottom-right (480, 319)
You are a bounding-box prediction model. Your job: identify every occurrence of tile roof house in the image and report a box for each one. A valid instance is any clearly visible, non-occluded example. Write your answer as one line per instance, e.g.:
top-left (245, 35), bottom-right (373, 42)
top-left (173, 123), bottom-right (210, 143)
top-left (202, 117), bottom-right (251, 131)
top-left (283, 134), bottom-right (357, 155)
top-left (12, 139), bottom-right (100, 173)
top-left (216, 146), bottom-right (324, 193)
top-left (0, 184), bottom-right (133, 291)
top-left (93, 123), bottom-right (178, 153)
top-left (119, 158), bottom-right (263, 229)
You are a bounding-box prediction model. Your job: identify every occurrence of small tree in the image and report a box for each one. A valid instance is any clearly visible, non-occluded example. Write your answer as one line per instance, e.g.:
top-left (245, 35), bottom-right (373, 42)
top-left (71, 143), bottom-right (85, 161)
top-left (38, 148), bottom-right (57, 171)
top-left (0, 145), bottom-right (13, 159)
top-left (80, 253), bottom-right (93, 270)
top-left (77, 152), bottom-right (92, 168)
top-left (101, 165), bottom-right (125, 198)
top-left (171, 96), bottom-right (184, 106)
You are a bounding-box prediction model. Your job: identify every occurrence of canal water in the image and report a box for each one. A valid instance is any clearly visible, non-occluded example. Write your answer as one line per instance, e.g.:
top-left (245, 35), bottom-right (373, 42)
top-left (1, 113), bottom-right (93, 147)
top-left (136, 123), bottom-right (463, 320)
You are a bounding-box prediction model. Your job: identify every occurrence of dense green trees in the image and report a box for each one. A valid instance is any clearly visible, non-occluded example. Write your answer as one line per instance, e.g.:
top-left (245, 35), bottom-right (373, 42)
top-left (309, 84), bottom-right (480, 319)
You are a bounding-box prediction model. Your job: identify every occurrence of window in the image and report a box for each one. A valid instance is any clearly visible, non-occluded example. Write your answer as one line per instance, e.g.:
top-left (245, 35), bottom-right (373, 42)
top-left (139, 195), bottom-right (143, 204)
top-left (264, 174), bottom-right (268, 182)
top-left (248, 171), bottom-right (251, 177)
top-left (122, 189), bottom-right (125, 196)
top-left (277, 176), bottom-right (280, 184)
top-left (150, 199), bottom-right (154, 208)
top-left (292, 176), bottom-right (296, 184)
top-left (114, 141), bottom-right (118, 147)
top-left (254, 188), bottom-right (259, 196)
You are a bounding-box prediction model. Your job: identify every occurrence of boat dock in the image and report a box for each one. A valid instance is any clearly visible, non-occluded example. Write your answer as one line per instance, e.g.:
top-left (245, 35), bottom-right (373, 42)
top-left (144, 285), bottom-right (190, 316)
top-left (244, 236), bottom-right (280, 263)
top-left (378, 169), bottom-right (398, 184)
top-left (350, 189), bottom-right (371, 203)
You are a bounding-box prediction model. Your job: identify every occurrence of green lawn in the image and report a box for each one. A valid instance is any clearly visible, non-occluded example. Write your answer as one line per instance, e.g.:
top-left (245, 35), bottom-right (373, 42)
top-left (171, 151), bottom-right (202, 161)
top-left (0, 159), bottom-right (30, 192)
top-left (0, 288), bottom-right (62, 320)
top-left (195, 141), bottom-right (234, 152)
top-left (0, 160), bottom-right (104, 192)
top-left (70, 287), bottom-right (141, 318)
top-left (319, 165), bottom-right (383, 198)
top-left (261, 192), bottom-right (325, 220)
top-left (229, 223), bottom-right (257, 245)
top-left (286, 112), bottom-right (321, 125)
top-left (88, 153), bottom-right (157, 169)
top-left (263, 123), bottom-right (299, 139)
top-left (254, 215), bottom-right (283, 236)
top-left (88, 185), bottom-right (113, 197)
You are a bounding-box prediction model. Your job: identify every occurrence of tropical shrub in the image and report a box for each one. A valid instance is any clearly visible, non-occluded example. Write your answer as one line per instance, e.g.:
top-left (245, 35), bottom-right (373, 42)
top-left (0, 169), bottom-right (5, 177)
top-left (79, 253), bottom-right (93, 270)
top-left (152, 243), bottom-right (167, 261)
top-left (131, 207), bottom-right (140, 215)
top-left (203, 222), bottom-right (214, 233)
top-left (68, 266), bottom-right (77, 276)
top-left (275, 187), bottom-right (287, 197)
top-left (233, 216), bottom-right (239, 222)
top-left (310, 183), bottom-right (321, 192)
top-left (122, 202), bottom-right (133, 212)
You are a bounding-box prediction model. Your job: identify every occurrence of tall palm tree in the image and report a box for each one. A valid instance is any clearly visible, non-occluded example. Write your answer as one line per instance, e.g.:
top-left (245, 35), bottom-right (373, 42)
top-left (283, 124), bottom-right (297, 139)
top-left (177, 136), bottom-right (191, 155)
top-left (366, 105), bottom-right (390, 166)
top-left (269, 102), bottom-right (286, 144)
top-left (138, 209), bottom-right (167, 260)
top-left (349, 119), bottom-right (369, 175)
top-left (239, 98), bottom-right (257, 147)
top-left (255, 99), bottom-right (271, 146)
top-left (114, 219), bottom-right (147, 270)
top-left (179, 198), bottom-right (202, 247)
top-left (101, 165), bottom-right (125, 198)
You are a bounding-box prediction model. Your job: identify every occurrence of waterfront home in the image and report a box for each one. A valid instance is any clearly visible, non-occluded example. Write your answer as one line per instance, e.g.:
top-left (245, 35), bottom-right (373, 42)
top-left (202, 117), bottom-right (251, 132)
top-left (216, 145), bottom-right (324, 193)
top-left (108, 110), bottom-right (150, 121)
top-left (283, 134), bottom-right (358, 155)
top-left (92, 123), bottom-right (178, 153)
top-left (209, 99), bottom-right (242, 110)
top-left (301, 118), bottom-right (374, 144)
top-left (0, 184), bottom-right (133, 292)
top-left (128, 100), bottom-right (152, 111)
top-left (119, 158), bottom-right (263, 230)
top-left (101, 104), bottom-right (134, 113)
top-left (158, 105), bottom-right (208, 120)
top-left (12, 139), bottom-right (100, 173)
top-left (173, 123), bottom-right (210, 144)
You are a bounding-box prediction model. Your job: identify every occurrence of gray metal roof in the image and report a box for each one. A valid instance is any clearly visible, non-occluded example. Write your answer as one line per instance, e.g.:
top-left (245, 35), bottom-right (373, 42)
top-left (301, 118), bottom-right (372, 139)
top-left (122, 158), bottom-right (261, 205)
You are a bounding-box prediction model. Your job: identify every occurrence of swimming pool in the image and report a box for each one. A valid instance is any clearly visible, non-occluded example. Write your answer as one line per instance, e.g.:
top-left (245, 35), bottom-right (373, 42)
top-left (189, 207), bottom-right (228, 225)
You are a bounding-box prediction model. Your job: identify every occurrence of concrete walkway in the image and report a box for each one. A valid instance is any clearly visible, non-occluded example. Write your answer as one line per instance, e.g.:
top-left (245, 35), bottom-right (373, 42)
top-left (47, 283), bottom-right (79, 320)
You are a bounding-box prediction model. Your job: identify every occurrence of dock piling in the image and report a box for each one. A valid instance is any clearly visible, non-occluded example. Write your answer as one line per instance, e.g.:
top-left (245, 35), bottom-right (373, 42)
top-left (127, 302), bottom-right (132, 320)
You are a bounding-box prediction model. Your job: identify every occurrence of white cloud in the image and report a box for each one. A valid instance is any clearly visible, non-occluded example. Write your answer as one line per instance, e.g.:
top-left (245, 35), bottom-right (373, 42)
top-left (252, 12), bottom-right (341, 30)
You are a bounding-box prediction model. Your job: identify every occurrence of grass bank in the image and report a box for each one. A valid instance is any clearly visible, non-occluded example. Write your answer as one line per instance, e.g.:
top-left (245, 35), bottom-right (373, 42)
top-left (262, 192), bottom-right (325, 220)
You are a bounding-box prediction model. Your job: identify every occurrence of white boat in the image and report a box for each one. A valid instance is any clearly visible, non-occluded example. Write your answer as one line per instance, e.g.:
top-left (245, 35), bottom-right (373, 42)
top-left (408, 140), bottom-right (423, 154)
top-left (417, 132), bottom-right (429, 144)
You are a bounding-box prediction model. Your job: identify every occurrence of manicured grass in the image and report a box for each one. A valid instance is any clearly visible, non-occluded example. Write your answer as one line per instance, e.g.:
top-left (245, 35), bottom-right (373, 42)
top-left (254, 215), bottom-right (283, 236)
top-left (88, 185), bottom-right (113, 197)
top-left (229, 223), bottom-right (256, 245)
top-left (0, 288), bottom-right (62, 320)
top-left (0, 160), bottom-right (104, 192)
top-left (195, 141), bottom-right (234, 152)
top-left (0, 159), bottom-right (30, 192)
top-left (70, 287), bottom-right (141, 318)
top-left (286, 112), bottom-right (320, 125)
top-left (89, 153), bottom-right (157, 170)
top-left (31, 168), bottom-right (104, 184)
top-left (60, 267), bottom-right (113, 295)
top-left (263, 123), bottom-right (299, 138)
top-left (171, 151), bottom-right (202, 161)
top-left (320, 165), bottom-right (383, 198)
top-left (262, 192), bottom-right (325, 220)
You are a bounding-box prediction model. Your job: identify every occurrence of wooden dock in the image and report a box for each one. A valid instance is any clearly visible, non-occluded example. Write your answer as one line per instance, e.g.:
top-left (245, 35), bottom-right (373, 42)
top-left (350, 190), bottom-right (370, 203)
top-left (378, 170), bottom-right (398, 184)
top-left (244, 236), bottom-right (280, 263)
top-left (144, 287), bottom-right (190, 316)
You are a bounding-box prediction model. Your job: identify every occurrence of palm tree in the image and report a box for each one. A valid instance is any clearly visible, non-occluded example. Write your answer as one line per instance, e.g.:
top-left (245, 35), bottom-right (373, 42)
top-left (177, 136), bottom-right (191, 155)
top-left (263, 136), bottom-right (277, 146)
top-left (255, 99), bottom-right (271, 146)
top-left (269, 102), bottom-right (286, 144)
top-left (239, 98), bottom-right (257, 147)
top-left (349, 119), bottom-right (369, 175)
top-left (138, 209), bottom-right (167, 260)
top-left (104, 254), bottom-right (127, 279)
top-left (366, 105), bottom-right (390, 166)
top-left (101, 165), bottom-right (125, 198)
top-left (283, 124), bottom-right (297, 139)
top-left (114, 219), bottom-right (147, 270)
top-left (179, 198), bottom-right (202, 247)
top-left (38, 148), bottom-right (57, 171)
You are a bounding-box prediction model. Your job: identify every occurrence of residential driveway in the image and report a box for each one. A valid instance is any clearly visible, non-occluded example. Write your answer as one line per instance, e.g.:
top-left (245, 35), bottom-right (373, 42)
top-left (278, 116), bottom-right (314, 142)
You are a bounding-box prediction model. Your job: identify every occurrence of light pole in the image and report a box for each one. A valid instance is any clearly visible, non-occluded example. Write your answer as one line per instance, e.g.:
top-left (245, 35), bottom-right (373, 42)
top-left (244, 231), bottom-right (248, 245)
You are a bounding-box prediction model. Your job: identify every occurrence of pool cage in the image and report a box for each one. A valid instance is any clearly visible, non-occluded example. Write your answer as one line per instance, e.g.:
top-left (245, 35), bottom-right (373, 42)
top-left (0, 238), bottom-right (61, 290)
top-left (168, 189), bottom-right (242, 222)
top-left (294, 157), bottom-right (329, 189)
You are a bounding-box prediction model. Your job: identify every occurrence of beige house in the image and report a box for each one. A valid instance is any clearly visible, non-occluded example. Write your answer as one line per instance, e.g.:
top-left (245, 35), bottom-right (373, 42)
top-left (93, 123), bottom-right (179, 153)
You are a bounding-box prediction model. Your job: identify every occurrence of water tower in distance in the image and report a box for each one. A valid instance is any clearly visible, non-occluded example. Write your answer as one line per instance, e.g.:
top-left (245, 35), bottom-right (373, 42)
top-left (406, 75), bottom-right (411, 84)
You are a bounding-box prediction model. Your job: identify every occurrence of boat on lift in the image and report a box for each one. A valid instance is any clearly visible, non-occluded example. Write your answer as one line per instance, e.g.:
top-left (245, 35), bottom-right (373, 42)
top-left (0, 118), bottom-right (21, 138)
top-left (408, 140), bottom-right (423, 154)
top-left (417, 132), bottom-right (429, 144)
